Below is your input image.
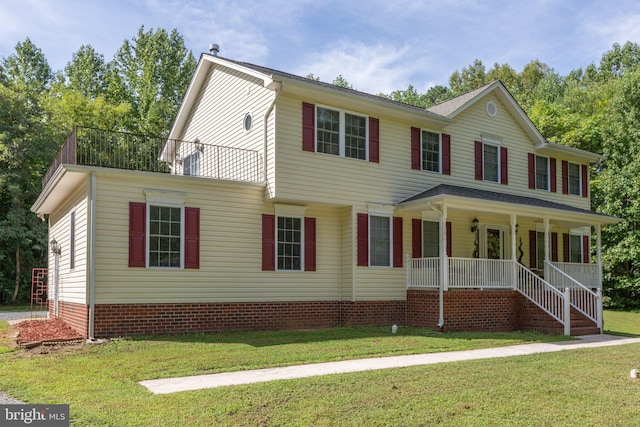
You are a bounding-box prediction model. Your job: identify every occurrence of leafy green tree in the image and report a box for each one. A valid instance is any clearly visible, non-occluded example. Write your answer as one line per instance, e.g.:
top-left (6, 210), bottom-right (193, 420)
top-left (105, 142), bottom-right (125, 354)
top-left (64, 44), bottom-right (107, 97)
top-left (1, 38), bottom-right (52, 97)
top-left (449, 59), bottom-right (487, 95)
top-left (0, 84), bottom-right (53, 302)
top-left (106, 26), bottom-right (196, 136)
top-left (331, 74), bottom-right (353, 89)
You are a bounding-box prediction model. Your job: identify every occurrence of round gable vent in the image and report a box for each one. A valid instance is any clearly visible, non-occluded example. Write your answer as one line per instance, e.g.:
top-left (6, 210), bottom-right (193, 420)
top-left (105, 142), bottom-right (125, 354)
top-left (486, 100), bottom-right (498, 117)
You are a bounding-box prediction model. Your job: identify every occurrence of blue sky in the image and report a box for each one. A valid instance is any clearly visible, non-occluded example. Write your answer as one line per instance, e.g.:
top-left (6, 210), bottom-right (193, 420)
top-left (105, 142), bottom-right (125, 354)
top-left (1, 0), bottom-right (639, 94)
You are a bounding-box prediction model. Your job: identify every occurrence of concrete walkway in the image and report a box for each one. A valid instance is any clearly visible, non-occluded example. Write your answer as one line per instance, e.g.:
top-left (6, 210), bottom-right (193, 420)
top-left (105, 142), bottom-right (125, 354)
top-left (140, 334), bottom-right (640, 394)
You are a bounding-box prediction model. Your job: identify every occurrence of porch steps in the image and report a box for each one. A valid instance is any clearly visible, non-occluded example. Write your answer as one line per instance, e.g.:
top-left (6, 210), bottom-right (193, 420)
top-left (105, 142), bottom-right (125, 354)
top-left (517, 297), bottom-right (599, 336)
top-left (569, 309), bottom-right (600, 336)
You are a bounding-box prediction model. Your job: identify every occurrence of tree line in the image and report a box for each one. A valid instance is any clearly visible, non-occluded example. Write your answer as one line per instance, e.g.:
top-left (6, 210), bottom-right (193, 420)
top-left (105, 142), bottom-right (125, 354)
top-left (1, 28), bottom-right (638, 308)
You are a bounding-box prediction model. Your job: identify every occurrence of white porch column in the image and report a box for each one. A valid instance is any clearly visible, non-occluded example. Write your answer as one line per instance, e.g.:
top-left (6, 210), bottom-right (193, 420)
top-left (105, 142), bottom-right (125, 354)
top-left (510, 214), bottom-right (517, 288)
top-left (596, 224), bottom-right (602, 289)
top-left (440, 206), bottom-right (448, 291)
top-left (543, 217), bottom-right (550, 278)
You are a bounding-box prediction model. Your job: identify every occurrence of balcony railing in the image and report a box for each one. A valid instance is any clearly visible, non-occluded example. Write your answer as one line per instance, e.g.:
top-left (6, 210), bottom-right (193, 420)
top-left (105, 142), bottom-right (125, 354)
top-left (42, 127), bottom-right (264, 188)
top-left (407, 257), bottom-right (514, 289)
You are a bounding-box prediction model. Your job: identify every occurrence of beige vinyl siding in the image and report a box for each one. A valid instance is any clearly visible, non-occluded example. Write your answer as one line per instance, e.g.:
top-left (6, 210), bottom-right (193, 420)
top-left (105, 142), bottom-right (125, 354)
top-left (175, 64), bottom-right (274, 184)
top-left (48, 180), bottom-right (89, 304)
top-left (340, 206), bottom-right (354, 301)
top-left (271, 92), bottom-right (591, 212)
top-left (92, 170), bottom-right (347, 304)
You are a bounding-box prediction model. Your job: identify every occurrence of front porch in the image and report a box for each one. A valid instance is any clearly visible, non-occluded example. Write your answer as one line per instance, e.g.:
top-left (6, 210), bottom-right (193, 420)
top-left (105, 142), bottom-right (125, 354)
top-left (407, 257), bottom-right (602, 335)
top-left (398, 184), bottom-right (619, 336)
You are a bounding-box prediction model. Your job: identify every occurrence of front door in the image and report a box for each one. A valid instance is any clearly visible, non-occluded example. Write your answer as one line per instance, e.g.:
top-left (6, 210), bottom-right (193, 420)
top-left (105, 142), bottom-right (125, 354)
top-left (482, 225), bottom-right (505, 259)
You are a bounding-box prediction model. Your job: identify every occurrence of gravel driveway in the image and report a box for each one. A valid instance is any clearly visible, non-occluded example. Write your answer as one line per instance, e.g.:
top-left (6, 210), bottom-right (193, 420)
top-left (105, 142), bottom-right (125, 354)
top-left (0, 311), bottom-right (47, 321)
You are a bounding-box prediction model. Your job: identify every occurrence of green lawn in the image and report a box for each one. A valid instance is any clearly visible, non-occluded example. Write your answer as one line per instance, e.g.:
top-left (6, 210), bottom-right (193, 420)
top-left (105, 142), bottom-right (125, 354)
top-left (604, 309), bottom-right (640, 336)
top-left (0, 314), bottom-right (639, 426)
top-left (0, 304), bottom-right (31, 312)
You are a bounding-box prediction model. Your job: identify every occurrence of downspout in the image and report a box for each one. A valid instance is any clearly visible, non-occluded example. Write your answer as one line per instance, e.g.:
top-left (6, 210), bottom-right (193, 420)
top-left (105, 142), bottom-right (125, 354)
top-left (427, 202), bottom-right (445, 329)
top-left (87, 172), bottom-right (96, 339)
top-left (263, 81), bottom-right (284, 189)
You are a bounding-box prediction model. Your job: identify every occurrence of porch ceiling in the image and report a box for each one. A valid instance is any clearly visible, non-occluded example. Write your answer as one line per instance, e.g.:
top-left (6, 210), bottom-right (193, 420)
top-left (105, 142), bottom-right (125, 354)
top-left (397, 184), bottom-right (620, 226)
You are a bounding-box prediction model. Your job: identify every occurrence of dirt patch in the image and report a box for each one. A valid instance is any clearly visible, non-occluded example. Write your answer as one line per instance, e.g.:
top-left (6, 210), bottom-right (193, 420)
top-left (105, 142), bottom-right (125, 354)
top-left (14, 318), bottom-right (84, 348)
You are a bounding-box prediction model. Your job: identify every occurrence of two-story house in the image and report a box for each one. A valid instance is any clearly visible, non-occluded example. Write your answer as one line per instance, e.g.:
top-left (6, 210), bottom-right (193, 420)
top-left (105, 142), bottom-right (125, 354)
top-left (31, 53), bottom-right (619, 339)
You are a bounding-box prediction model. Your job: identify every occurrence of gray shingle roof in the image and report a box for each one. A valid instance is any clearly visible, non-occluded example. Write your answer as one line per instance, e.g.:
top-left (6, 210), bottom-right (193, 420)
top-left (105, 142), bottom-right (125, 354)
top-left (400, 184), bottom-right (613, 219)
top-left (425, 82), bottom-right (496, 117)
top-left (208, 54), bottom-right (448, 119)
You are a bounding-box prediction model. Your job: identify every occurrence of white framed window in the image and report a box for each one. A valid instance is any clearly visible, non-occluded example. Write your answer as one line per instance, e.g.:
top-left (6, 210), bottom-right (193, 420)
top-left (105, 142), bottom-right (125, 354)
top-left (316, 105), bottom-right (368, 160)
top-left (69, 210), bottom-right (75, 270)
top-left (422, 220), bottom-right (439, 257)
top-left (535, 155), bottom-right (549, 191)
top-left (370, 215), bottom-right (391, 266)
top-left (148, 204), bottom-right (183, 268)
top-left (569, 233), bottom-right (583, 263)
top-left (421, 130), bottom-right (441, 173)
top-left (568, 162), bottom-right (581, 196)
top-left (483, 140), bottom-right (500, 182)
top-left (183, 151), bottom-right (200, 177)
top-left (277, 216), bottom-right (303, 271)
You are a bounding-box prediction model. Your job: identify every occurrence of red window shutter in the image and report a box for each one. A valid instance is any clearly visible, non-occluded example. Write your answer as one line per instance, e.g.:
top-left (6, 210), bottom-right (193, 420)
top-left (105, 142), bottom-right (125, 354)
top-left (411, 127), bottom-right (420, 170)
top-left (442, 133), bottom-right (451, 175)
top-left (357, 213), bottom-right (369, 266)
top-left (563, 233), bottom-right (570, 262)
top-left (551, 232), bottom-right (558, 262)
top-left (582, 235), bottom-right (590, 263)
top-left (550, 158), bottom-right (557, 192)
top-left (412, 219), bottom-right (422, 258)
top-left (128, 202), bottom-right (146, 267)
top-left (529, 230), bottom-right (537, 269)
top-left (474, 140), bottom-right (483, 180)
top-left (393, 217), bottom-right (403, 267)
top-left (528, 153), bottom-right (535, 189)
top-left (562, 160), bottom-right (569, 194)
top-left (304, 217), bottom-right (316, 271)
top-left (500, 146), bottom-right (508, 185)
top-left (302, 102), bottom-right (315, 152)
top-left (446, 221), bottom-right (452, 257)
top-left (262, 214), bottom-right (276, 271)
top-left (581, 164), bottom-right (588, 198)
top-left (369, 117), bottom-right (379, 163)
top-left (184, 207), bottom-right (200, 269)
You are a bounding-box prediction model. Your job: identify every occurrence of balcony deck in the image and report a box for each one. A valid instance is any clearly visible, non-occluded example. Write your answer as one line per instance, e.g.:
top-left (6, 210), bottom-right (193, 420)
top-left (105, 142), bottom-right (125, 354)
top-left (42, 127), bottom-right (264, 189)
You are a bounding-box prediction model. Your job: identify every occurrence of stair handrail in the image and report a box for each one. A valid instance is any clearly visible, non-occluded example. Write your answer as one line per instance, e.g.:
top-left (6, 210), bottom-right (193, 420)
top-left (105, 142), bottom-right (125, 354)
top-left (545, 261), bottom-right (600, 328)
top-left (516, 263), bottom-right (567, 332)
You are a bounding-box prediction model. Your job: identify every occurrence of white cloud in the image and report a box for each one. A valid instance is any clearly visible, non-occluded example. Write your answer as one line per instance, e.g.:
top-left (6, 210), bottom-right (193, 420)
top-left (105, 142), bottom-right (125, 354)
top-left (295, 41), bottom-right (421, 95)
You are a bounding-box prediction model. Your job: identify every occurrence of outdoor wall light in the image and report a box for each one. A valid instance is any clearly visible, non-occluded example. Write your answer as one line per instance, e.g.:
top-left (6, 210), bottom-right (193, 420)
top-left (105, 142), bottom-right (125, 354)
top-left (50, 239), bottom-right (61, 255)
top-left (470, 217), bottom-right (479, 233)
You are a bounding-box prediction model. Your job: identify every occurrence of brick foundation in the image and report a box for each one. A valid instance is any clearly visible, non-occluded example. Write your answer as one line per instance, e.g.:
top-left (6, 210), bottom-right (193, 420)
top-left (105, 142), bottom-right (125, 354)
top-left (407, 289), bottom-right (519, 332)
top-left (49, 300), bottom-right (89, 337)
top-left (52, 291), bottom-right (596, 338)
top-left (92, 300), bottom-right (407, 338)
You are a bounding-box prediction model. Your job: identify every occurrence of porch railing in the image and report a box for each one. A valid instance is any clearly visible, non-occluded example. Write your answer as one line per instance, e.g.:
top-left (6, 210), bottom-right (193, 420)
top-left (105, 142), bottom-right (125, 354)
top-left (407, 257), bottom-right (440, 288)
top-left (550, 262), bottom-right (600, 288)
top-left (546, 261), bottom-right (602, 329)
top-left (449, 258), bottom-right (514, 289)
top-left (516, 263), bottom-right (569, 334)
top-left (407, 257), bottom-right (514, 289)
top-left (42, 127), bottom-right (264, 188)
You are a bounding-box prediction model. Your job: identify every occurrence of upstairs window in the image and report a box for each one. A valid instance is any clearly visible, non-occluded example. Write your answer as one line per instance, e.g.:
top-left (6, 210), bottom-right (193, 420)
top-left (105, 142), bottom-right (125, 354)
top-left (183, 151), bottom-right (200, 177)
top-left (316, 106), bottom-right (367, 160)
top-left (475, 139), bottom-right (507, 184)
top-left (302, 102), bottom-right (379, 163)
top-left (483, 143), bottom-right (499, 182)
top-left (422, 131), bottom-right (441, 172)
top-left (535, 156), bottom-right (549, 190)
top-left (568, 162), bottom-right (581, 196)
